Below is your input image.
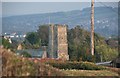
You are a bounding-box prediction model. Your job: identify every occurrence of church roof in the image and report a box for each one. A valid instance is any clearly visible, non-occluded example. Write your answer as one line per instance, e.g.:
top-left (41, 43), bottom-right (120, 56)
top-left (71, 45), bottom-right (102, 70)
top-left (16, 49), bottom-right (44, 58)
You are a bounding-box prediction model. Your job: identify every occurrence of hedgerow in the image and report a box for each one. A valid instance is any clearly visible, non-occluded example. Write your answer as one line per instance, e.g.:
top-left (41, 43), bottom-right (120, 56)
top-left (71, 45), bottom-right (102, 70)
top-left (47, 61), bottom-right (106, 70)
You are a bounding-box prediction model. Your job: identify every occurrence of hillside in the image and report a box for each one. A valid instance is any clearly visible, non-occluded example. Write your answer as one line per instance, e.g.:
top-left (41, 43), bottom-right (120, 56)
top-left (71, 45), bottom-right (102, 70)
top-left (1, 47), bottom-right (66, 76)
top-left (0, 47), bottom-right (119, 76)
top-left (2, 7), bottom-right (118, 38)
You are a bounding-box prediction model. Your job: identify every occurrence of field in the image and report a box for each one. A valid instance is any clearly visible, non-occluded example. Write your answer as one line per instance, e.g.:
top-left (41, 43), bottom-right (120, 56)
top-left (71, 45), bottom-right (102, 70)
top-left (62, 70), bottom-right (119, 76)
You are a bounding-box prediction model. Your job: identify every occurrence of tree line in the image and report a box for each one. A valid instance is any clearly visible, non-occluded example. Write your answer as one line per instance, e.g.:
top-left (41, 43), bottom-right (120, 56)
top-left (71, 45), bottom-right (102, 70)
top-left (22, 24), bottom-right (118, 62)
top-left (1, 24), bottom-right (118, 62)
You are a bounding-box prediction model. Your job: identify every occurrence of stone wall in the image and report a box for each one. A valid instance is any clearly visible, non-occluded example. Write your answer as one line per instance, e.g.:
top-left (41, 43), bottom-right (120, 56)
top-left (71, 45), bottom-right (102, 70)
top-left (48, 24), bottom-right (69, 60)
top-left (57, 25), bottom-right (69, 60)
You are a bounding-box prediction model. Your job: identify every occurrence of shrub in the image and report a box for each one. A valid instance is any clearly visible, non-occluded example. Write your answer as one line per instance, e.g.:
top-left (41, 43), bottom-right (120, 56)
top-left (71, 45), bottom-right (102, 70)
top-left (48, 61), bottom-right (106, 70)
top-left (20, 51), bottom-right (32, 58)
top-left (2, 38), bottom-right (12, 49)
top-left (1, 48), bottom-right (67, 76)
top-left (80, 62), bottom-right (105, 70)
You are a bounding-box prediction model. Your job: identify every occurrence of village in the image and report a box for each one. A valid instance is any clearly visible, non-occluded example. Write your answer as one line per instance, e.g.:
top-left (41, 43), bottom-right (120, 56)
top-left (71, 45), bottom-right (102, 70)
top-left (0, 0), bottom-right (120, 77)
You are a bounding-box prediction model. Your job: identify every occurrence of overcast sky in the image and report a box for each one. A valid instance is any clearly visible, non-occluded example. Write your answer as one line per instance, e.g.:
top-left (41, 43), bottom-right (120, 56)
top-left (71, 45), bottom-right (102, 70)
top-left (1, 1), bottom-right (119, 17)
top-left (1, 0), bottom-right (120, 2)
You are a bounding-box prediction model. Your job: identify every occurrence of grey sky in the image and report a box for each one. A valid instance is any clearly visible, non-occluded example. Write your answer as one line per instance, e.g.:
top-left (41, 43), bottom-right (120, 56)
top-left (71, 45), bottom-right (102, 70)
top-left (1, 0), bottom-right (120, 2)
top-left (2, 2), bottom-right (118, 17)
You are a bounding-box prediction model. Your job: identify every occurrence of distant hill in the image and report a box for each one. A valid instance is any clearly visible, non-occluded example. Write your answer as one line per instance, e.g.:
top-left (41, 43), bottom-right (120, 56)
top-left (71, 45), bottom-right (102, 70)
top-left (2, 7), bottom-right (118, 38)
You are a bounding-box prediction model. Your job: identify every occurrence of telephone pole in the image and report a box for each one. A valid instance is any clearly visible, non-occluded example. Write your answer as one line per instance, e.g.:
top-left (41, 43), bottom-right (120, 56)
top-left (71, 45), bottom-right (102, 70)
top-left (91, 0), bottom-right (94, 55)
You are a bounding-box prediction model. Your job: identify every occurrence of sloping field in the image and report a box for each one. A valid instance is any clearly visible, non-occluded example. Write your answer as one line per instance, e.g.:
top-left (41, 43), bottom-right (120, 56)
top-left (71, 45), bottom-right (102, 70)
top-left (0, 47), bottom-right (66, 76)
top-left (0, 47), bottom-right (119, 76)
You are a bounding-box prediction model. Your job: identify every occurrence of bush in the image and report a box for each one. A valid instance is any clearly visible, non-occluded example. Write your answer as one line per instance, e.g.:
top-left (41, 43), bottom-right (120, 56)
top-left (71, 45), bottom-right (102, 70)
top-left (2, 38), bottom-right (12, 49)
top-left (20, 51), bottom-right (32, 58)
top-left (80, 62), bottom-right (105, 70)
top-left (48, 61), bottom-right (106, 70)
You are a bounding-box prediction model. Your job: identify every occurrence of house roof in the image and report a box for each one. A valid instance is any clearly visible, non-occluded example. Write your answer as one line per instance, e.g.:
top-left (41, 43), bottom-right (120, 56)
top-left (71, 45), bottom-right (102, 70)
top-left (16, 49), bottom-right (44, 58)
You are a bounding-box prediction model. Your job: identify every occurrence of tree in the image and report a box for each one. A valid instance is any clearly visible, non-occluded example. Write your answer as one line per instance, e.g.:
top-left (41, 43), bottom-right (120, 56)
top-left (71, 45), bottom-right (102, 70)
top-left (25, 32), bottom-right (41, 48)
top-left (37, 25), bottom-right (49, 46)
top-left (23, 24), bottom-right (118, 62)
top-left (95, 44), bottom-right (118, 62)
top-left (68, 25), bottom-right (118, 62)
top-left (2, 38), bottom-right (11, 49)
top-left (0, 37), bottom-right (2, 46)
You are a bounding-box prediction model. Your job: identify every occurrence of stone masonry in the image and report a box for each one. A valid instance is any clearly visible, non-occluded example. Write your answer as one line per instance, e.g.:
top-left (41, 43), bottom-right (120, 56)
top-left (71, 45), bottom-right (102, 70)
top-left (48, 24), bottom-right (69, 60)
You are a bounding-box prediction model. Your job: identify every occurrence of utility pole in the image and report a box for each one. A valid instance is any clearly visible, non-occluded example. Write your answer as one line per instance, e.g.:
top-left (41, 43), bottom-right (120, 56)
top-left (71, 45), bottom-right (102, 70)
top-left (91, 0), bottom-right (94, 55)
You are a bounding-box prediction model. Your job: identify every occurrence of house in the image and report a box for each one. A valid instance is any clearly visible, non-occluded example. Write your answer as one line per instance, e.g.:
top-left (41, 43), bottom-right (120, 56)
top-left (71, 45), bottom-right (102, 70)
top-left (16, 48), bottom-right (45, 58)
top-left (111, 57), bottom-right (120, 68)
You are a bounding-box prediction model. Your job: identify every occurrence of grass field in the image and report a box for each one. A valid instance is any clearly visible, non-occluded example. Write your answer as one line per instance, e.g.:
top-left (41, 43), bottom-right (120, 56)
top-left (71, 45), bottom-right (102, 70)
top-left (61, 69), bottom-right (119, 76)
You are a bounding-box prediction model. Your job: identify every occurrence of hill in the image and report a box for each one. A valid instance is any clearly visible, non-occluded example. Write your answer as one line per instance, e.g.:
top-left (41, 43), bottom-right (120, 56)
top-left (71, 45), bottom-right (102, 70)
top-left (2, 7), bottom-right (118, 38)
top-left (1, 47), bottom-right (119, 76)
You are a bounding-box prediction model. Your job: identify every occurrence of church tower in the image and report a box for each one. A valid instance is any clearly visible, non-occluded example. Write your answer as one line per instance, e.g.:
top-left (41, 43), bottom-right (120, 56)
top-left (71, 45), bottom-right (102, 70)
top-left (48, 24), bottom-right (69, 60)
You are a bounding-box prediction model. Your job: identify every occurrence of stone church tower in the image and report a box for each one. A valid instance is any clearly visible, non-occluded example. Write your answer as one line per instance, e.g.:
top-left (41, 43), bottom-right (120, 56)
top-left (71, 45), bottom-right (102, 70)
top-left (48, 24), bottom-right (69, 60)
